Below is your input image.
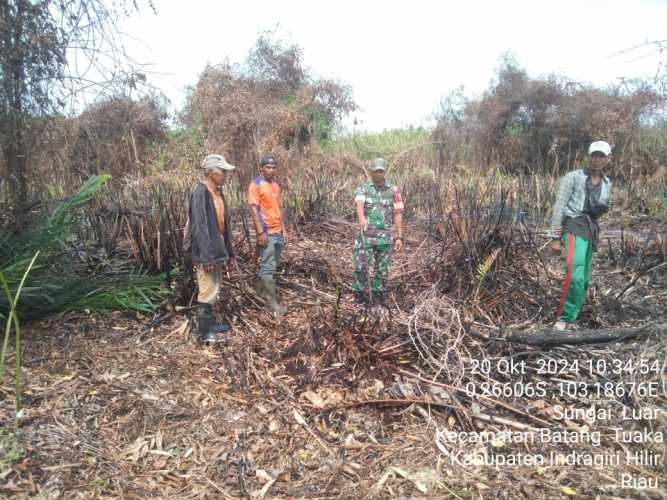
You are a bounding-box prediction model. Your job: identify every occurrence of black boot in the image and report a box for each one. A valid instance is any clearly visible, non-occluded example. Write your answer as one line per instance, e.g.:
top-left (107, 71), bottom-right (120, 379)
top-left (214, 318), bottom-right (231, 334)
top-left (197, 303), bottom-right (219, 344)
top-left (353, 290), bottom-right (366, 305)
top-left (212, 305), bottom-right (231, 335)
top-left (373, 292), bottom-right (386, 306)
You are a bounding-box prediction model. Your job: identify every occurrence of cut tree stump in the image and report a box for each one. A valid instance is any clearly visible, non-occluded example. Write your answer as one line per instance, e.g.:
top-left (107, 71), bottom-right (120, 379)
top-left (505, 323), bottom-right (667, 347)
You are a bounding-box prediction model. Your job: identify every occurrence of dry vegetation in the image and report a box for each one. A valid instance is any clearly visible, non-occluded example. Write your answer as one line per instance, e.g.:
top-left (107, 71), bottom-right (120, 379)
top-left (1, 34), bottom-right (667, 498)
top-left (1, 209), bottom-right (665, 498)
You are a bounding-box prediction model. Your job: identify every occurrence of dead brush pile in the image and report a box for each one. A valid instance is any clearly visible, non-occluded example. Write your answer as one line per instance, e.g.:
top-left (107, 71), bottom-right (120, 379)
top-left (26, 95), bottom-right (169, 199)
top-left (171, 196), bottom-right (665, 496)
top-left (2, 177), bottom-right (666, 497)
top-left (201, 168), bottom-right (666, 386)
top-left (183, 34), bottom-right (356, 191)
top-left (433, 57), bottom-right (667, 180)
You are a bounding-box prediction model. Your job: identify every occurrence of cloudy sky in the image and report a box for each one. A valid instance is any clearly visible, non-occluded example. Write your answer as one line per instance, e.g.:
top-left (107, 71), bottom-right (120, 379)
top-left (121, 0), bottom-right (666, 131)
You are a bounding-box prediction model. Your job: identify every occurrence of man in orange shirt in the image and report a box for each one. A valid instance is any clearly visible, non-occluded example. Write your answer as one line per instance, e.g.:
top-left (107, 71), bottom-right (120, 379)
top-left (248, 154), bottom-right (288, 315)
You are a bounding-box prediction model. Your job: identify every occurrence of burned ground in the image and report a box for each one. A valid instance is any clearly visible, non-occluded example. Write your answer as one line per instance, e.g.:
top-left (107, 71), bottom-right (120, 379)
top-left (1, 214), bottom-right (666, 498)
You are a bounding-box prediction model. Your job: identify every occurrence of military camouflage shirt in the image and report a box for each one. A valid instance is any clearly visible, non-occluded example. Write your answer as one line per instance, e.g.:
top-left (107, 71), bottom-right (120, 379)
top-left (354, 181), bottom-right (404, 243)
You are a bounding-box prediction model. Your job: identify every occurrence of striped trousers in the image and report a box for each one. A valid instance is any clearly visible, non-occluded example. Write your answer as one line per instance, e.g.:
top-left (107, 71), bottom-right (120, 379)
top-left (556, 233), bottom-right (593, 323)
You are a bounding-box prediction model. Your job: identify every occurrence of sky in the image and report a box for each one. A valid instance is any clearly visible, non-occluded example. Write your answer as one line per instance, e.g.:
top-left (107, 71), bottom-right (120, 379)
top-left (121, 0), bottom-right (666, 131)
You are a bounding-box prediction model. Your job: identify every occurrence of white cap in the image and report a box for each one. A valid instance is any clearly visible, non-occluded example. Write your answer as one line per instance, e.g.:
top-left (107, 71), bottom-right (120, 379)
top-left (588, 141), bottom-right (611, 156)
top-left (201, 154), bottom-right (236, 171)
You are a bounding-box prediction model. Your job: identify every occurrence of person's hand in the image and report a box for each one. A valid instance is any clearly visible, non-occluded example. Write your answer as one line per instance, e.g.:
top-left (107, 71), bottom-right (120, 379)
top-left (283, 231), bottom-right (289, 244)
top-left (203, 263), bottom-right (215, 273)
top-left (359, 217), bottom-right (368, 233)
top-left (551, 240), bottom-right (562, 254)
top-left (394, 237), bottom-right (404, 253)
top-left (257, 232), bottom-right (268, 247)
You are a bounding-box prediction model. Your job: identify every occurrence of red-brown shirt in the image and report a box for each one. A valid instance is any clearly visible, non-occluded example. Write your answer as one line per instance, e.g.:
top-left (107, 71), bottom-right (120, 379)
top-left (204, 178), bottom-right (225, 235)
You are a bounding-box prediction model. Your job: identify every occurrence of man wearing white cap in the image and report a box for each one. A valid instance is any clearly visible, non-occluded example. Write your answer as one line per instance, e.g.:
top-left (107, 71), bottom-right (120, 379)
top-left (548, 141), bottom-right (613, 330)
top-left (189, 154), bottom-right (237, 343)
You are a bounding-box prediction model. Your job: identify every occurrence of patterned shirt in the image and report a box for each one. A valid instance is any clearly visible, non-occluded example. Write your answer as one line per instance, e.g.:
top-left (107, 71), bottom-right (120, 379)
top-left (548, 169), bottom-right (612, 238)
top-left (354, 181), bottom-right (404, 239)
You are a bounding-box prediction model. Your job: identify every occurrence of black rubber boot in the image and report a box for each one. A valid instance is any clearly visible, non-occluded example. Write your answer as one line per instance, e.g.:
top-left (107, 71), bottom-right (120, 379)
top-left (214, 320), bottom-right (231, 334)
top-left (212, 304), bottom-right (231, 334)
top-left (262, 278), bottom-right (287, 315)
top-left (353, 290), bottom-right (366, 305)
top-left (197, 303), bottom-right (219, 344)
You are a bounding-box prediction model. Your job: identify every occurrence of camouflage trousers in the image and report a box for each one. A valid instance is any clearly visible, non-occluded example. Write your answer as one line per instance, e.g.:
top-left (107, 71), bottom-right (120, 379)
top-left (352, 233), bottom-right (392, 294)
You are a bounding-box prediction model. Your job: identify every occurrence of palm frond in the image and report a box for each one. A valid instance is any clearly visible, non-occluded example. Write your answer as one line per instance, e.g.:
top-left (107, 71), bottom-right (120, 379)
top-left (477, 247), bottom-right (502, 283)
top-left (474, 247), bottom-right (502, 302)
top-left (70, 270), bottom-right (169, 313)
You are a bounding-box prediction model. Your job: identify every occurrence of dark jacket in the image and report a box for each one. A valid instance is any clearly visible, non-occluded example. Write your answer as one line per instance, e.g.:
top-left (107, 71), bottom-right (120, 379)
top-left (188, 181), bottom-right (234, 265)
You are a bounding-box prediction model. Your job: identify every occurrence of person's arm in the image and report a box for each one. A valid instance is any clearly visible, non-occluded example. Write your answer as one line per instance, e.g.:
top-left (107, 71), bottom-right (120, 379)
top-left (222, 194), bottom-right (235, 261)
top-left (248, 183), bottom-right (268, 246)
top-left (394, 211), bottom-right (404, 252)
top-left (249, 204), bottom-right (268, 246)
top-left (392, 185), bottom-right (405, 252)
top-left (355, 186), bottom-right (368, 232)
top-left (356, 201), bottom-right (368, 232)
top-left (549, 173), bottom-right (573, 238)
top-left (190, 186), bottom-right (216, 272)
top-left (549, 173), bottom-right (574, 253)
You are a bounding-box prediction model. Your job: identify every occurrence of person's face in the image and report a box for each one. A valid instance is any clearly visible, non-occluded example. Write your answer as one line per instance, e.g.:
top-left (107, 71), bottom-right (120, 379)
top-left (208, 169), bottom-right (227, 186)
top-left (589, 153), bottom-right (609, 172)
top-left (371, 169), bottom-right (386, 184)
top-left (261, 163), bottom-right (277, 181)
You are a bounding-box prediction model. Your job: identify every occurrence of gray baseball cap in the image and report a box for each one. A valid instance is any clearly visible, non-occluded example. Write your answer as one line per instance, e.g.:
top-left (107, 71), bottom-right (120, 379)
top-left (369, 158), bottom-right (387, 171)
top-left (201, 154), bottom-right (236, 172)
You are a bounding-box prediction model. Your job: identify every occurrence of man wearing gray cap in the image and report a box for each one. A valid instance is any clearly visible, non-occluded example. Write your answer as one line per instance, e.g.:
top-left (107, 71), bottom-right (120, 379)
top-left (188, 153), bottom-right (237, 343)
top-left (353, 157), bottom-right (404, 306)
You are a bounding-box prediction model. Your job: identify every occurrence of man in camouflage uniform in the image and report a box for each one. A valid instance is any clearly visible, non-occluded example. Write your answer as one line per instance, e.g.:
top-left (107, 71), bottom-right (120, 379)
top-left (353, 158), bottom-right (404, 306)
